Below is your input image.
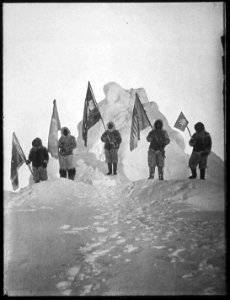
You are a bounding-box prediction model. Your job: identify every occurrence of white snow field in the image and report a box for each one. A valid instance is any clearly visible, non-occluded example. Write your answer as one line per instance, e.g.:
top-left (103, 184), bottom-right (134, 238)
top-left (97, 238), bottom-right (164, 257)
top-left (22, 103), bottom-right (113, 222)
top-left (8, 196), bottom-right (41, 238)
top-left (4, 82), bottom-right (225, 295)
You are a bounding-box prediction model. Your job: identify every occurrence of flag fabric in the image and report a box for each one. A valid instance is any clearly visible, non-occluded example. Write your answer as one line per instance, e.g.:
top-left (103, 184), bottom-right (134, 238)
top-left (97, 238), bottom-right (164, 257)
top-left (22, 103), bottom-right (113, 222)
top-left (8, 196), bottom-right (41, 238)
top-left (10, 132), bottom-right (26, 190)
top-left (48, 99), bottom-right (61, 158)
top-left (82, 81), bottom-right (101, 147)
top-left (130, 93), bottom-right (151, 151)
top-left (174, 111), bottom-right (189, 132)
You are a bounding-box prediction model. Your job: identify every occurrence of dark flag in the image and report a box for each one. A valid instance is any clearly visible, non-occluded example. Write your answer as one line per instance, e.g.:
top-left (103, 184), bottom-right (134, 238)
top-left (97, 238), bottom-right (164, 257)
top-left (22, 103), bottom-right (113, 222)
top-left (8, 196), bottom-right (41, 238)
top-left (48, 99), bottom-right (61, 158)
top-left (130, 93), bottom-right (151, 151)
top-left (82, 81), bottom-right (101, 147)
top-left (10, 132), bottom-right (26, 190)
top-left (174, 111), bottom-right (189, 132)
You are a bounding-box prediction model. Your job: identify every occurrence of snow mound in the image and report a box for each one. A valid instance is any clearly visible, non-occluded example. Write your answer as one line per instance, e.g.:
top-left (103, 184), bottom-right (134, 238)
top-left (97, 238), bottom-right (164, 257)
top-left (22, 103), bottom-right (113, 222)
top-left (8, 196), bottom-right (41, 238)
top-left (75, 82), bottom-right (224, 185)
top-left (5, 177), bottom-right (224, 213)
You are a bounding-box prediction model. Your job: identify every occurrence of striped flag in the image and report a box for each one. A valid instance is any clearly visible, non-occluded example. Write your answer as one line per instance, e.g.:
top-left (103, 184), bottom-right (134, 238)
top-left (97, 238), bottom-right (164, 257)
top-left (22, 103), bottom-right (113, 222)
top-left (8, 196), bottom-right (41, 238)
top-left (82, 81), bottom-right (101, 147)
top-left (130, 93), bottom-right (151, 151)
top-left (10, 132), bottom-right (26, 190)
top-left (48, 99), bottom-right (61, 158)
top-left (174, 111), bottom-right (189, 132)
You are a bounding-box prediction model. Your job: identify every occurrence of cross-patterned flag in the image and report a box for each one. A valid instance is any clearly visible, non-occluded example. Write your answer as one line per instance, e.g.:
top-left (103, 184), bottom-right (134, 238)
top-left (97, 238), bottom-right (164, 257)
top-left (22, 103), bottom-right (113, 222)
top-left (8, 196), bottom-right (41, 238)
top-left (174, 111), bottom-right (189, 132)
top-left (48, 99), bottom-right (61, 158)
top-left (130, 93), bottom-right (151, 151)
top-left (10, 132), bottom-right (26, 190)
top-left (82, 81), bottom-right (101, 147)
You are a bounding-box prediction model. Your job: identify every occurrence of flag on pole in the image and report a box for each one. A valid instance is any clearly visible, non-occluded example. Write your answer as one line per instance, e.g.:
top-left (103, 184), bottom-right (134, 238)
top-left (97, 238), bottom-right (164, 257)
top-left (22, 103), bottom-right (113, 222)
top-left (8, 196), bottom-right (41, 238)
top-left (174, 111), bottom-right (189, 132)
top-left (130, 93), bottom-right (151, 151)
top-left (82, 81), bottom-right (101, 147)
top-left (10, 132), bottom-right (26, 190)
top-left (48, 99), bottom-right (61, 158)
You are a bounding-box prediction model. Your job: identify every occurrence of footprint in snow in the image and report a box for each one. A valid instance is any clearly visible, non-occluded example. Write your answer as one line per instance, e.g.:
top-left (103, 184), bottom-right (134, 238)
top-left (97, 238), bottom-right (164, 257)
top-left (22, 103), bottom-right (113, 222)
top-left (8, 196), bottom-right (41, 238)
top-left (60, 224), bottom-right (71, 230)
top-left (56, 281), bottom-right (71, 291)
top-left (124, 244), bottom-right (138, 253)
top-left (96, 227), bottom-right (108, 233)
top-left (67, 266), bottom-right (80, 281)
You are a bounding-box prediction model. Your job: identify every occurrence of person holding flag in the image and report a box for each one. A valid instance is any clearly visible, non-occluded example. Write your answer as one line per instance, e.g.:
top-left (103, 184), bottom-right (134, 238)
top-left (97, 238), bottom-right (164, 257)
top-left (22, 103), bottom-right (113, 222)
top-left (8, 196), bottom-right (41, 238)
top-left (101, 121), bottom-right (122, 175)
top-left (26, 137), bottom-right (49, 183)
top-left (10, 132), bottom-right (33, 190)
top-left (188, 122), bottom-right (212, 180)
top-left (58, 127), bottom-right (77, 180)
top-left (146, 119), bottom-right (170, 180)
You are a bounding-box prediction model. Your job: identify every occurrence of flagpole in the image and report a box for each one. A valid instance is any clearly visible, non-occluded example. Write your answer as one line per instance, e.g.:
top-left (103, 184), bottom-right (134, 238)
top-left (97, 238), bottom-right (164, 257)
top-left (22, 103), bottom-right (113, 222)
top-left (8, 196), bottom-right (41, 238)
top-left (13, 132), bottom-right (33, 176)
top-left (186, 125), bottom-right (192, 137)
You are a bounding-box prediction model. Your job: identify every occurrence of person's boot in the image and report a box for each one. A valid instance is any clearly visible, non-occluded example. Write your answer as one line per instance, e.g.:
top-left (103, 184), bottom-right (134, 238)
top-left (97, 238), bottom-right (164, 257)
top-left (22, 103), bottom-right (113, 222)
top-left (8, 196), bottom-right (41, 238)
top-left (59, 169), bottom-right (67, 178)
top-left (113, 163), bottom-right (117, 175)
top-left (158, 167), bottom-right (164, 180)
top-left (189, 168), bottom-right (197, 179)
top-left (68, 168), bottom-right (76, 180)
top-left (107, 163), bottom-right (112, 175)
top-left (200, 168), bottom-right (205, 180)
top-left (148, 167), bottom-right (154, 179)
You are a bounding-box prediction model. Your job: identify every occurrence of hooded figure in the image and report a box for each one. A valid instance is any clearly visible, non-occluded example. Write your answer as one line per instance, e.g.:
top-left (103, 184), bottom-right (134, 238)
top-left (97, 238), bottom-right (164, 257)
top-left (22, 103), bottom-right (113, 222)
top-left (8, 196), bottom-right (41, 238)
top-left (188, 122), bottom-right (212, 180)
top-left (101, 121), bottom-right (122, 175)
top-left (58, 127), bottom-right (77, 180)
top-left (146, 119), bottom-right (170, 180)
top-left (26, 137), bottom-right (49, 183)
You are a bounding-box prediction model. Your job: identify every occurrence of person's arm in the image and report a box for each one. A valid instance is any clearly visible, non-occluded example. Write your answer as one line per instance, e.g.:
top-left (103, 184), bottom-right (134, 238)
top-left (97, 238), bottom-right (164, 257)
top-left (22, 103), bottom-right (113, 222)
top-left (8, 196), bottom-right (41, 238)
top-left (101, 132), bottom-right (109, 143)
top-left (189, 134), bottom-right (196, 147)
top-left (146, 131), bottom-right (153, 142)
top-left (163, 131), bottom-right (170, 146)
top-left (27, 149), bottom-right (33, 164)
top-left (203, 134), bottom-right (212, 155)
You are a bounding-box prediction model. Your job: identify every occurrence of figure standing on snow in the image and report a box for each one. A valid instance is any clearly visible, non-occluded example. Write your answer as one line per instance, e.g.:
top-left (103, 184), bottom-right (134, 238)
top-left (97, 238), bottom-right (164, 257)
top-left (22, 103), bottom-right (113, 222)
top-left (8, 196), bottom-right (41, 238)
top-left (188, 122), bottom-right (212, 180)
top-left (58, 127), bottom-right (77, 180)
top-left (26, 137), bottom-right (49, 183)
top-left (146, 119), bottom-right (170, 180)
top-left (101, 121), bottom-right (122, 175)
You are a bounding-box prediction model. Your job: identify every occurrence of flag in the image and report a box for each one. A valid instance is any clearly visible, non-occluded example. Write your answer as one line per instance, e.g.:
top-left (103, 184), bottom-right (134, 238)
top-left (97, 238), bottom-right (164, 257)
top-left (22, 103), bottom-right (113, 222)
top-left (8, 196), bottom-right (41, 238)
top-left (130, 93), bottom-right (151, 151)
top-left (82, 81), bottom-right (101, 147)
top-left (48, 99), bottom-right (61, 158)
top-left (174, 111), bottom-right (189, 132)
top-left (10, 133), bottom-right (26, 190)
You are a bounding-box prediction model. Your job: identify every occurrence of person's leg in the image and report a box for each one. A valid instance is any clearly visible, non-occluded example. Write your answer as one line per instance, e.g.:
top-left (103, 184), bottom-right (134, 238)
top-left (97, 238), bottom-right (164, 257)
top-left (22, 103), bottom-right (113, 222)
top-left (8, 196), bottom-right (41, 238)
top-left (111, 149), bottom-right (118, 175)
top-left (32, 166), bottom-right (40, 183)
top-left (199, 155), bottom-right (208, 180)
top-left (148, 150), bottom-right (156, 179)
top-left (157, 151), bottom-right (164, 180)
top-left (59, 155), bottom-right (67, 178)
top-left (113, 162), bottom-right (117, 175)
top-left (188, 152), bottom-right (199, 179)
top-left (105, 149), bottom-right (112, 175)
top-left (66, 155), bottom-right (76, 180)
top-left (39, 166), bottom-right (48, 181)
top-left (67, 168), bottom-right (76, 180)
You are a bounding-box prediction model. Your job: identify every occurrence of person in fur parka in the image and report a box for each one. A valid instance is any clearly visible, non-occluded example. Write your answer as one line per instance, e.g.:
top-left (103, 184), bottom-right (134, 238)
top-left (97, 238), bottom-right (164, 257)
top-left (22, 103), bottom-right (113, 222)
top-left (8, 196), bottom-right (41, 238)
top-left (58, 127), bottom-right (77, 180)
top-left (26, 137), bottom-right (49, 183)
top-left (146, 119), bottom-right (170, 180)
top-left (101, 121), bottom-right (122, 175)
top-left (188, 122), bottom-right (212, 180)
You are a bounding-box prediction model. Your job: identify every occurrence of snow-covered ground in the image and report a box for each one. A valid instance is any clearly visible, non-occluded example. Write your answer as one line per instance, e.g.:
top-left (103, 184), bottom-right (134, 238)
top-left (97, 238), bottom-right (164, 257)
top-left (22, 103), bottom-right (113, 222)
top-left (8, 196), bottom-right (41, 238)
top-left (4, 82), bottom-right (225, 295)
top-left (4, 174), bottom-right (225, 295)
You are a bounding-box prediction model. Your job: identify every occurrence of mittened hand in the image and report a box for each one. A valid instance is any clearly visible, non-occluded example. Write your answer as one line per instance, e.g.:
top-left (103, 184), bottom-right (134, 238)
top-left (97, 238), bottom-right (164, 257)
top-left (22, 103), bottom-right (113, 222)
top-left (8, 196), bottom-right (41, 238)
top-left (42, 161), bottom-right (47, 168)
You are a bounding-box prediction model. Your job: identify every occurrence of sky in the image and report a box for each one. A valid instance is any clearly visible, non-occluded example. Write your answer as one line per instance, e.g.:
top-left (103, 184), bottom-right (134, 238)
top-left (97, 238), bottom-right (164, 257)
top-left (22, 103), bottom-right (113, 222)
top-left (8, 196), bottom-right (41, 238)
top-left (3, 2), bottom-right (224, 191)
